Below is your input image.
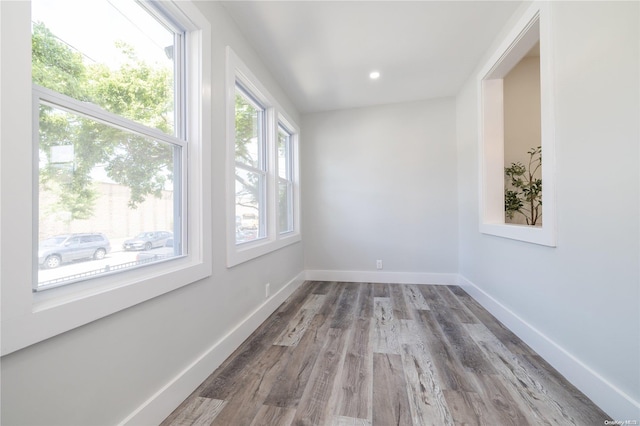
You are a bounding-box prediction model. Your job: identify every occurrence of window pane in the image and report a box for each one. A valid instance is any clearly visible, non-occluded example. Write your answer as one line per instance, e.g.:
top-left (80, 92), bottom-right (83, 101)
top-left (235, 87), bottom-right (264, 169)
top-left (277, 126), bottom-right (291, 180)
top-left (235, 168), bottom-right (265, 244)
top-left (31, 0), bottom-right (177, 135)
top-left (278, 180), bottom-right (293, 234)
top-left (37, 104), bottom-right (180, 289)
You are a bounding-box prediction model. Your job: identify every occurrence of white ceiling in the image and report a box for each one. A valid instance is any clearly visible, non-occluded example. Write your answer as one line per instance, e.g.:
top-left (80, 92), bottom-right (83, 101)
top-left (222, 1), bottom-right (523, 114)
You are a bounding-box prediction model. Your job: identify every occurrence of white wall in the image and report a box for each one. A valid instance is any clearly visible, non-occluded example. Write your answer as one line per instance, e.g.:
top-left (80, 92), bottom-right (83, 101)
top-left (302, 99), bottom-right (458, 279)
top-left (457, 1), bottom-right (639, 419)
top-left (0, 2), bottom-right (304, 425)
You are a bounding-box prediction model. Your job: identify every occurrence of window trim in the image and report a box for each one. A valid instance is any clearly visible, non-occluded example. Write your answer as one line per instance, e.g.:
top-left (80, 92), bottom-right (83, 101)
top-left (226, 47), bottom-right (301, 268)
top-left (477, 3), bottom-right (557, 247)
top-left (0, 0), bottom-right (211, 356)
top-left (277, 121), bottom-right (296, 235)
top-left (234, 82), bottom-right (269, 242)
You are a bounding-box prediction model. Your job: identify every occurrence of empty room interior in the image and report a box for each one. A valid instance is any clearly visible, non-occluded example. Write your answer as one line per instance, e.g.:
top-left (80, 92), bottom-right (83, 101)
top-left (1, 0), bottom-right (638, 425)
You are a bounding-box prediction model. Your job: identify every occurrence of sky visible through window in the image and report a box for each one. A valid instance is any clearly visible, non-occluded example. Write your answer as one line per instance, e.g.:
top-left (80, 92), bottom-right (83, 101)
top-left (32, 0), bottom-right (172, 70)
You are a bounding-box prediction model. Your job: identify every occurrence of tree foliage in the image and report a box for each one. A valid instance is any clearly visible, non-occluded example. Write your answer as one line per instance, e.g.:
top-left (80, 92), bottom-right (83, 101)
top-left (504, 146), bottom-right (542, 226)
top-left (32, 23), bottom-right (88, 100)
top-left (234, 93), bottom-right (259, 168)
top-left (33, 23), bottom-right (174, 219)
top-left (234, 93), bottom-right (261, 215)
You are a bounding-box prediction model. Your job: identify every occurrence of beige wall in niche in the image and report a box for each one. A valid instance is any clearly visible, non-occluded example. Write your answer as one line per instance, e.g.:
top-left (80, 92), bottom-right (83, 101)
top-left (503, 44), bottom-right (541, 225)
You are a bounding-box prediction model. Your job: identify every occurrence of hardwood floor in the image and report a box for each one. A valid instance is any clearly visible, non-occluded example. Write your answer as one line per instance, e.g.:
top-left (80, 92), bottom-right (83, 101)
top-left (161, 282), bottom-right (609, 425)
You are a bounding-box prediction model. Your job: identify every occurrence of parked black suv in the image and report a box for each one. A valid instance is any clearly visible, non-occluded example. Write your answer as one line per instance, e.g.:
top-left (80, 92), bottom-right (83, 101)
top-left (38, 233), bottom-right (111, 269)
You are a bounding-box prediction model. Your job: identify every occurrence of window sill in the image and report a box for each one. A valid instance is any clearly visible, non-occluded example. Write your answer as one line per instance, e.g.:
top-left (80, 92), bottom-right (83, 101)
top-left (1, 255), bottom-right (211, 356)
top-left (227, 232), bottom-right (301, 268)
top-left (480, 221), bottom-right (556, 247)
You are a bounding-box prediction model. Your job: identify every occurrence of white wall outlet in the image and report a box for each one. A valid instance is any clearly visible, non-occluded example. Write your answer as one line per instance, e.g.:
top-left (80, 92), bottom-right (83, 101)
top-left (265, 283), bottom-right (270, 298)
top-left (376, 260), bottom-right (383, 270)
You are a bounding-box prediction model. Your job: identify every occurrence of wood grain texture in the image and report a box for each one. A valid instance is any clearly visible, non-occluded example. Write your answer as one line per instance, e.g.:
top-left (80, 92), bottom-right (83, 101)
top-left (390, 284), bottom-right (412, 320)
top-left (330, 282), bottom-right (359, 329)
top-left (312, 280), bottom-right (333, 295)
top-left (292, 327), bottom-right (350, 425)
top-left (164, 397), bottom-right (226, 426)
top-left (356, 283), bottom-right (374, 320)
top-left (447, 285), bottom-right (536, 355)
top-left (471, 373), bottom-right (531, 425)
top-left (400, 343), bottom-right (454, 426)
top-left (250, 405), bottom-right (296, 426)
top-left (197, 282), bottom-right (315, 400)
top-left (209, 345), bottom-right (290, 426)
top-left (372, 353), bottom-right (412, 426)
top-left (433, 286), bottom-right (478, 324)
top-left (274, 294), bottom-right (325, 346)
top-left (333, 416), bottom-right (372, 426)
top-left (402, 284), bottom-right (431, 311)
top-left (264, 286), bottom-right (344, 408)
top-left (442, 389), bottom-right (486, 425)
top-left (518, 353), bottom-right (610, 425)
top-left (262, 315), bottom-right (326, 408)
top-left (431, 305), bottom-right (497, 376)
top-left (466, 322), bottom-right (575, 425)
top-left (335, 317), bottom-right (372, 420)
top-left (162, 282), bottom-right (610, 426)
top-left (372, 283), bottom-right (389, 297)
top-left (415, 309), bottom-right (479, 393)
top-left (372, 297), bottom-right (401, 354)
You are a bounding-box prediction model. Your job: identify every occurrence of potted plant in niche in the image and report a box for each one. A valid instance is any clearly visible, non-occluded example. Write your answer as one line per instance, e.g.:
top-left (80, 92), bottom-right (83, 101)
top-left (504, 146), bottom-right (542, 226)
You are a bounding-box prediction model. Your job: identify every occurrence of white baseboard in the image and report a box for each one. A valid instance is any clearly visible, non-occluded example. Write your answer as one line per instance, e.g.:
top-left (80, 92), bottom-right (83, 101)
top-left (305, 269), bottom-right (458, 285)
top-left (118, 271), bottom-right (306, 426)
top-left (457, 274), bottom-right (640, 421)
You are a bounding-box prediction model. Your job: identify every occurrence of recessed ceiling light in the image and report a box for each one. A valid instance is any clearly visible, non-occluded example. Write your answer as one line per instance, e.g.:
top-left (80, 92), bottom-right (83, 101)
top-left (369, 71), bottom-right (381, 80)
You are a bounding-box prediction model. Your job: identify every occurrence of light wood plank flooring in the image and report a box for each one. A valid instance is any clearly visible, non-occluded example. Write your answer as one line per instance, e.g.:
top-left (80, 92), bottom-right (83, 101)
top-left (162, 281), bottom-right (609, 425)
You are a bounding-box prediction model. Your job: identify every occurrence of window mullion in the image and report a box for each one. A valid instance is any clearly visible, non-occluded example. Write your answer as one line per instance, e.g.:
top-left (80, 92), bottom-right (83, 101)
top-left (266, 108), bottom-right (277, 240)
top-left (235, 162), bottom-right (265, 176)
top-left (34, 85), bottom-right (185, 148)
top-left (175, 31), bottom-right (186, 140)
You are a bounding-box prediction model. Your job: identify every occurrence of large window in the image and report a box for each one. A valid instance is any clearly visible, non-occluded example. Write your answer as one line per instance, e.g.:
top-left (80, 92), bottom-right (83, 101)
top-left (226, 47), bottom-right (300, 267)
top-left (0, 0), bottom-right (210, 356)
top-left (32, 0), bottom-right (185, 290)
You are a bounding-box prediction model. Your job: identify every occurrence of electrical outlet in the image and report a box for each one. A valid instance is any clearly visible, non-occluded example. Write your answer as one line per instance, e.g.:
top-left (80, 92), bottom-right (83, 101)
top-left (265, 283), bottom-right (270, 298)
top-left (376, 260), bottom-right (383, 270)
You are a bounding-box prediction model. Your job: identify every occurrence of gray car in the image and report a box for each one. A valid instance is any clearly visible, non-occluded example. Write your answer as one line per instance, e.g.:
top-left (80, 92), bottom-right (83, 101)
top-left (123, 231), bottom-right (173, 251)
top-left (38, 233), bottom-right (111, 269)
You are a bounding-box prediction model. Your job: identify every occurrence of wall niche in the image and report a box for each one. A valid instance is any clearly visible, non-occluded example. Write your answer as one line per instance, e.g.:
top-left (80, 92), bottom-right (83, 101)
top-left (478, 4), bottom-right (556, 246)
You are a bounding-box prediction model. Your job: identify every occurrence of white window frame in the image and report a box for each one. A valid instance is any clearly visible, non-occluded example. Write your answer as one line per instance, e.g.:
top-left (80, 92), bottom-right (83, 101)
top-left (226, 47), bottom-right (300, 267)
top-left (277, 121), bottom-right (296, 235)
top-left (234, 82), bottom-right (270, 242)
top-left (0, 0), bottom-right (211, 356)
top-left (477, 3), bottom-right (557, 247)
